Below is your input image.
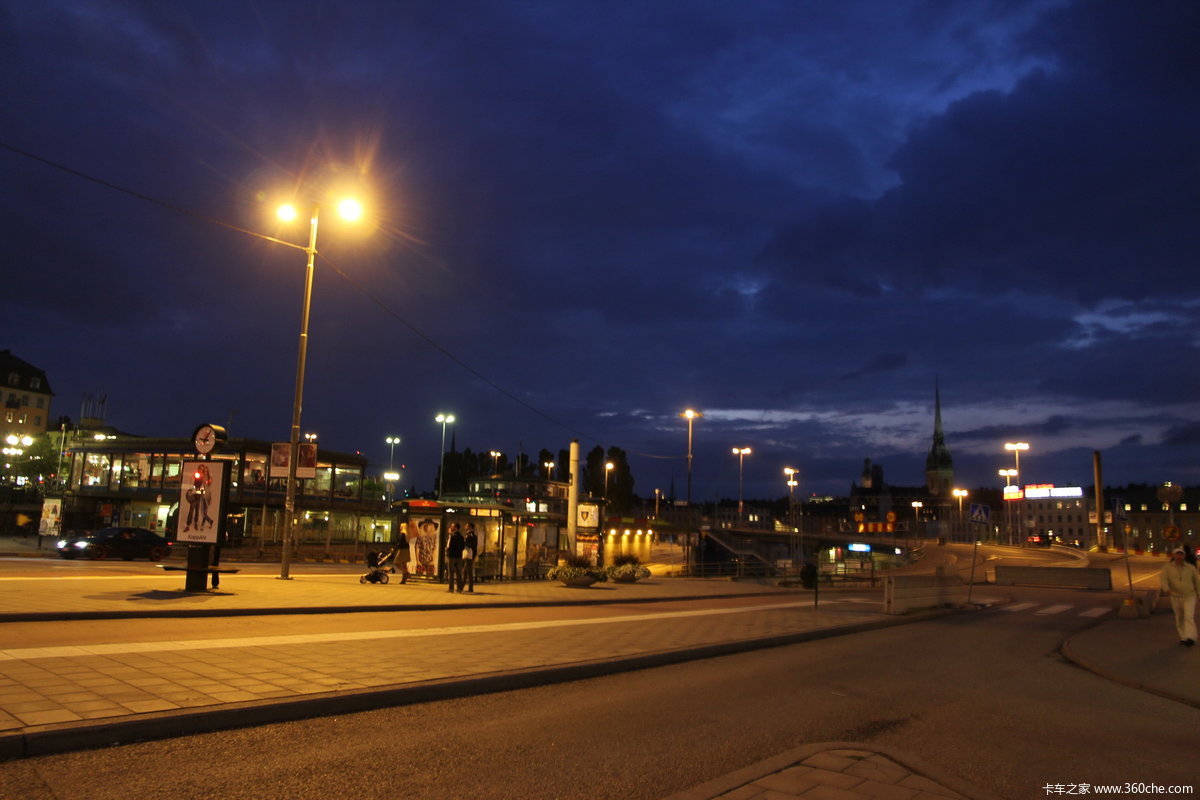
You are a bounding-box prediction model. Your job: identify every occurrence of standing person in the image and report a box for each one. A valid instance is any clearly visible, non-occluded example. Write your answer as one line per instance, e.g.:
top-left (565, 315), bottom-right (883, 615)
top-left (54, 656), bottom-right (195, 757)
top-left (393, 529), bottom-right (411, 584)
top-left (462, 522), bottom-right (478, 593)
top-left (445, 522), bottom-right (465, 593)
top-left (1160, 547), bottom-right (1200, 646)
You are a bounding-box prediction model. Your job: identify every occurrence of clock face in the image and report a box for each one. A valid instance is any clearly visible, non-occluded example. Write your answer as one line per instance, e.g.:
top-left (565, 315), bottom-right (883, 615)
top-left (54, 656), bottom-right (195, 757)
top-left (192, 424), bottom-right (225, 455)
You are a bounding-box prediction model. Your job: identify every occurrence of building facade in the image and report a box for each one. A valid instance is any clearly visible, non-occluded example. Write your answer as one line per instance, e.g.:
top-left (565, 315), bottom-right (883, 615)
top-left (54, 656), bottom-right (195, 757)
top-left (56, 434), bottom-right (386, 542)
top-left (0, 350), bottom-right (53, 442)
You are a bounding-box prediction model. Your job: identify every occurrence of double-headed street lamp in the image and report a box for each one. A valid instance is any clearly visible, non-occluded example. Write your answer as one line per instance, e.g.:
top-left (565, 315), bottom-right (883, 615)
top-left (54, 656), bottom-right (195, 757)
top-left (435, 414), bottom-right (455, 498)
top-left (489, 450), bottom-right (502, 475)
top-left (1004, 442), bottom-right (1030, 482)
top-left (1004, 443), bottom-right (1029, 546)
top-left (276, 197), bottom-right (363, 580)
top-left (784, 466), bottom-right (800, 565)
top-left (385, 436), bottom-right (401, 471)
top-left (732, 447), bottom-right (751, 516)
top-left (544, 461), bottom-right (556, 480)
top-left (680, 409), bottom-right (701, 506)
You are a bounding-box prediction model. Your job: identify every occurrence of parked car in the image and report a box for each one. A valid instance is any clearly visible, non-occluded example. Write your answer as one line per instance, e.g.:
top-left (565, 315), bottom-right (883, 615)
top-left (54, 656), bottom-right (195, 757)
top-left (56, 527), bottom-right (171, 561)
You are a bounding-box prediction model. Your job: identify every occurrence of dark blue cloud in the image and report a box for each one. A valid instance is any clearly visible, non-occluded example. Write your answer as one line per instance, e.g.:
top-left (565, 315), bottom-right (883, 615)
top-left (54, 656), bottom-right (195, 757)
top-left (0, 0), bottom-right (1196, 501)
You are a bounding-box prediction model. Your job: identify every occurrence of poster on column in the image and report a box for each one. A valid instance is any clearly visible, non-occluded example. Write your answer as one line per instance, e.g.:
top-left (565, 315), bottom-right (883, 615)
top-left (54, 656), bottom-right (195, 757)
top-left (176, 461), bottom-right (227, 544)
top-left (408, 516), bottom-right (441, 577)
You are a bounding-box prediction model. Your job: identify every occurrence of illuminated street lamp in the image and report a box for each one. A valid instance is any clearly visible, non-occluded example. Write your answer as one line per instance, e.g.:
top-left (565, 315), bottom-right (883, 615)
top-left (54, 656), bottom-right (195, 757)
top-left (732, 447), bottom-right (751, 516)
top-left (953, 488), bottom-right (968, 517)
top-left (953, 488), bottom-right (969, 539)
top-left (276, 197), bottom-right (364, 581)
top-left (680, 409), bottom-right (701, 506)
top-left (998, 468), bottom-right (1018, 486)
top-left (489, 450), bottom-right (502, 475)
top-left (385, 436), bottom-right (401, 471)
top-left (1004, 442), bottom-right (1030, 482)
top-left (784, 467), bottom-right (800, 567)
top-left (604, 461), bottom-right (614, 501)
top-left (435, 414), bottom-right (455, 498)
top-left (383, 471), bottom-right (400, 506)
top-left (544, 461), bottom-right (556, 480)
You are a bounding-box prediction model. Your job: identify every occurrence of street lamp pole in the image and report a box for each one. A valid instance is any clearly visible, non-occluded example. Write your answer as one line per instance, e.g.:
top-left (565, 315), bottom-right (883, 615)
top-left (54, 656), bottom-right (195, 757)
top-left (386, 436), bottom-right (401, 471)
top-left (953, 488), bottom-right (968, 542)
top-left (1004, 442), bottom-right (1030, 546)
top-left (681, 409), bottom-right (701, 506)
top-left (732, 447), bottom-right (751, 517)
top-left (784, 467), bottom-right (799, 566)
top-left (436, 414), bottom-right (455, 498)
top-left (280, 205), bottom-right (320, 581)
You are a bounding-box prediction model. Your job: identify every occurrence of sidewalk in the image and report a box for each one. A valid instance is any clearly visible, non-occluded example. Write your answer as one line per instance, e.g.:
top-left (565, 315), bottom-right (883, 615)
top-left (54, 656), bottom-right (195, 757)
top-left (0, 554), bottom-right (1194, 800)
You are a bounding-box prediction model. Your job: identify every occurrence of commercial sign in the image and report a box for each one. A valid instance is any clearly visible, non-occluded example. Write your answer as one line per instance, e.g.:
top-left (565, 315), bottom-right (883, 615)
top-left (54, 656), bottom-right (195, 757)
top-left (1007, 484), bottom-right (1083, 500)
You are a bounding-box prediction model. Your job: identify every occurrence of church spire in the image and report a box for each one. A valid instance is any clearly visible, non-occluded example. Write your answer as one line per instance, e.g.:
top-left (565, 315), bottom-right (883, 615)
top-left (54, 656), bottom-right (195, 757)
top-left (925, 381), bottom-right (954, 496)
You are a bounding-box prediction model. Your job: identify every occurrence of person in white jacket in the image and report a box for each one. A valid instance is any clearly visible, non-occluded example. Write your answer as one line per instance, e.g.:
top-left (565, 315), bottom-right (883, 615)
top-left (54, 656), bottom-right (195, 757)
top-left (1160, 547), bottom-right (1200, 646)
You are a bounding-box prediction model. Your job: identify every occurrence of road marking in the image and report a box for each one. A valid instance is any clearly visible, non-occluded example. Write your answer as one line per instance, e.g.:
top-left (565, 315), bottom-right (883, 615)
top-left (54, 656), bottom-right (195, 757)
top-left (1001, 603), bottom-right (1037, 612)
top-left (0, 600), bottom-right (824, 662)
top-left (1078, 607), bottom-right (1112, 618)
top-left (1035, 604), bottom-right (1073, 615)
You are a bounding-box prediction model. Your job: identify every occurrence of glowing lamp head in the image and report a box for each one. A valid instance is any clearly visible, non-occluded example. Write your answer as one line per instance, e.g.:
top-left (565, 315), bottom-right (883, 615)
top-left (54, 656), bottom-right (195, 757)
top-left (277, 204), bottom-right (299, 222)
top-left (337, 198), bottom-right (363, 221)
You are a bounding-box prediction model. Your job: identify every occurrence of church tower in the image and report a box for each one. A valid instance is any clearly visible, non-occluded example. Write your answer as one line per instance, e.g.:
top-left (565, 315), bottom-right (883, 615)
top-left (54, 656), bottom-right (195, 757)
top-left (924, 384), bottom-right (954, 496)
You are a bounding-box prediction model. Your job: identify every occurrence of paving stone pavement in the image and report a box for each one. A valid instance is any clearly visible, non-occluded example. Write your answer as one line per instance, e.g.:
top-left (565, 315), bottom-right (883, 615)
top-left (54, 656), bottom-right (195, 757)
top-left (1, 558), bottom-right (1178, 800)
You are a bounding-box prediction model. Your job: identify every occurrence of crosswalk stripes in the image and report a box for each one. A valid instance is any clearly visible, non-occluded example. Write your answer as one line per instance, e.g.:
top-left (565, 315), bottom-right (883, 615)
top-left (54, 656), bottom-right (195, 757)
top-left (1035, 604), bottom-right (1075, 615)
top-left (1000, 602), bottom-right (1113, 618)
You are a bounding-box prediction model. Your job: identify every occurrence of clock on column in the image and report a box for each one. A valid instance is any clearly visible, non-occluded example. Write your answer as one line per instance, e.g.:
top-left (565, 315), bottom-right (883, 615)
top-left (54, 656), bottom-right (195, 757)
top-left (192, 423), bottom-right (227, 456)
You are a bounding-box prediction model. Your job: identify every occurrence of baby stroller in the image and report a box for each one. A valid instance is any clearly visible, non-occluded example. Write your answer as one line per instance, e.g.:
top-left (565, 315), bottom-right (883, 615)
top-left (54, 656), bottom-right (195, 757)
top-left (360, 546), bottom-right (395, 584)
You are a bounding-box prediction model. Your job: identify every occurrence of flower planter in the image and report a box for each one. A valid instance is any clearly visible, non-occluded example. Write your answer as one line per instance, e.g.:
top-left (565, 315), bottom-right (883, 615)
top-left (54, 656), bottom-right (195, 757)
top-left (559, 575), bottom-right (597, 588)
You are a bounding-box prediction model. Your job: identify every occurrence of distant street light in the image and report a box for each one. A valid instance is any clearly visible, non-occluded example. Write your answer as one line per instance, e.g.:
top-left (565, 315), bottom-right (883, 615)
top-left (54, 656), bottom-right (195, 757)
top-left (435, 413), bottom-right (455, 498)
top-left (604, 461), bottom-right (614, 501)
top-left (385, 436), bottom-right (401, 471)
top-left (489, 450), bottom-right (502, 475)
top-left (1004, 443), bottom-right (1029, 547)
top-left (544, 461), bottom-right (556, 480)
top-left (275, 197), bottom-right (364, 581)
top-left (953, 488), bottom-right (969, 540)
top-left (680, 409), bottom-right (701, 506)
top-left (784, 466), bottom-right (800, 567)
top-left (383, 471), bottom-right (400, 506)
top-left (1004, 442), bottom-right (1030, 483)
top-left (731, 447), bottom-right (751, 517)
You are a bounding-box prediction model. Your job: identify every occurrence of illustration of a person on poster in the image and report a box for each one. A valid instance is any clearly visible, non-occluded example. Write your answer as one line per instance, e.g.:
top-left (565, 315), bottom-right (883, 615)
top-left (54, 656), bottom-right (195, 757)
top-left (184, 464), bottom-right (213, 532)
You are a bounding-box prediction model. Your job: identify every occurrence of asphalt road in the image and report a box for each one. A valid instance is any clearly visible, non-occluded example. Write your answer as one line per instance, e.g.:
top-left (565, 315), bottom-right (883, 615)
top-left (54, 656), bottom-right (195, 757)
top-left (2, 583), bottom-right (1194, 800)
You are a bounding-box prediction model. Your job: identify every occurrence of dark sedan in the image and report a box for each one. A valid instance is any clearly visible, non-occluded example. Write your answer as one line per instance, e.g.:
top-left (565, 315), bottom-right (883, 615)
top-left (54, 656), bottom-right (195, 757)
top-left (56, 527), bottom-right (171, 561)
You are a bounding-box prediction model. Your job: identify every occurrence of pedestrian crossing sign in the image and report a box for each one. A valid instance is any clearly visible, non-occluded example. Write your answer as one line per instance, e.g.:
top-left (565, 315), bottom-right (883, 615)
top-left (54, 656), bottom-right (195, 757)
top-left (969, 504), bottom-right (990, 524)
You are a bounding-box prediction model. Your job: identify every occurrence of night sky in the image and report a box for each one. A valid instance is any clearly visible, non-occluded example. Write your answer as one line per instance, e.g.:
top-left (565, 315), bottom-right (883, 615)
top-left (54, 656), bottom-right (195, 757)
top-left (2, 0), bottom-right (1197, 502)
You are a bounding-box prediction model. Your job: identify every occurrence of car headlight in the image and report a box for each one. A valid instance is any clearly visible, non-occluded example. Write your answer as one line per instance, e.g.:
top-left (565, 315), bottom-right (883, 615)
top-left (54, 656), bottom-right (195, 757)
top-left (56, 540), bottom-right (67, 549)
top-left (74, 541), bottom-right (89, 549)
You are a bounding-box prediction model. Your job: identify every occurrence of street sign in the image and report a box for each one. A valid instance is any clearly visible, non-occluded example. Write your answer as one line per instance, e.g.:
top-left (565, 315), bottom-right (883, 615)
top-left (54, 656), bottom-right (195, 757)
top-left (968, 504), bottom-right (990, 524)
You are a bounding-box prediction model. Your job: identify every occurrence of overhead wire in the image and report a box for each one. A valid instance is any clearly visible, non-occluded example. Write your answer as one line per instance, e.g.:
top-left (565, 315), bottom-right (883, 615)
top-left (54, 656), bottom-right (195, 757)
top-left (0, 139), bottom-right (655, 454)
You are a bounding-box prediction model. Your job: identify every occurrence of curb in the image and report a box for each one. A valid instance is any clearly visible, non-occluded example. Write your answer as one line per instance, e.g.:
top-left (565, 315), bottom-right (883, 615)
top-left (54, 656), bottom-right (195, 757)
top-left (0, 609), bottom-right (949, 761)
top-left (1060, 626), bottom-right (1200, 711)
top-left (661, 740), bottom-right (1003, 800)
top-left (0, 588), bottom-right (815, 623)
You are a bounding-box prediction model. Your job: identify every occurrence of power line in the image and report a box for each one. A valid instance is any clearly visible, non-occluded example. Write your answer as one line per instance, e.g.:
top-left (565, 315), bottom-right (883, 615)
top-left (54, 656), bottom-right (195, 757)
top-left (1, 139), bottom-right (615, 447)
